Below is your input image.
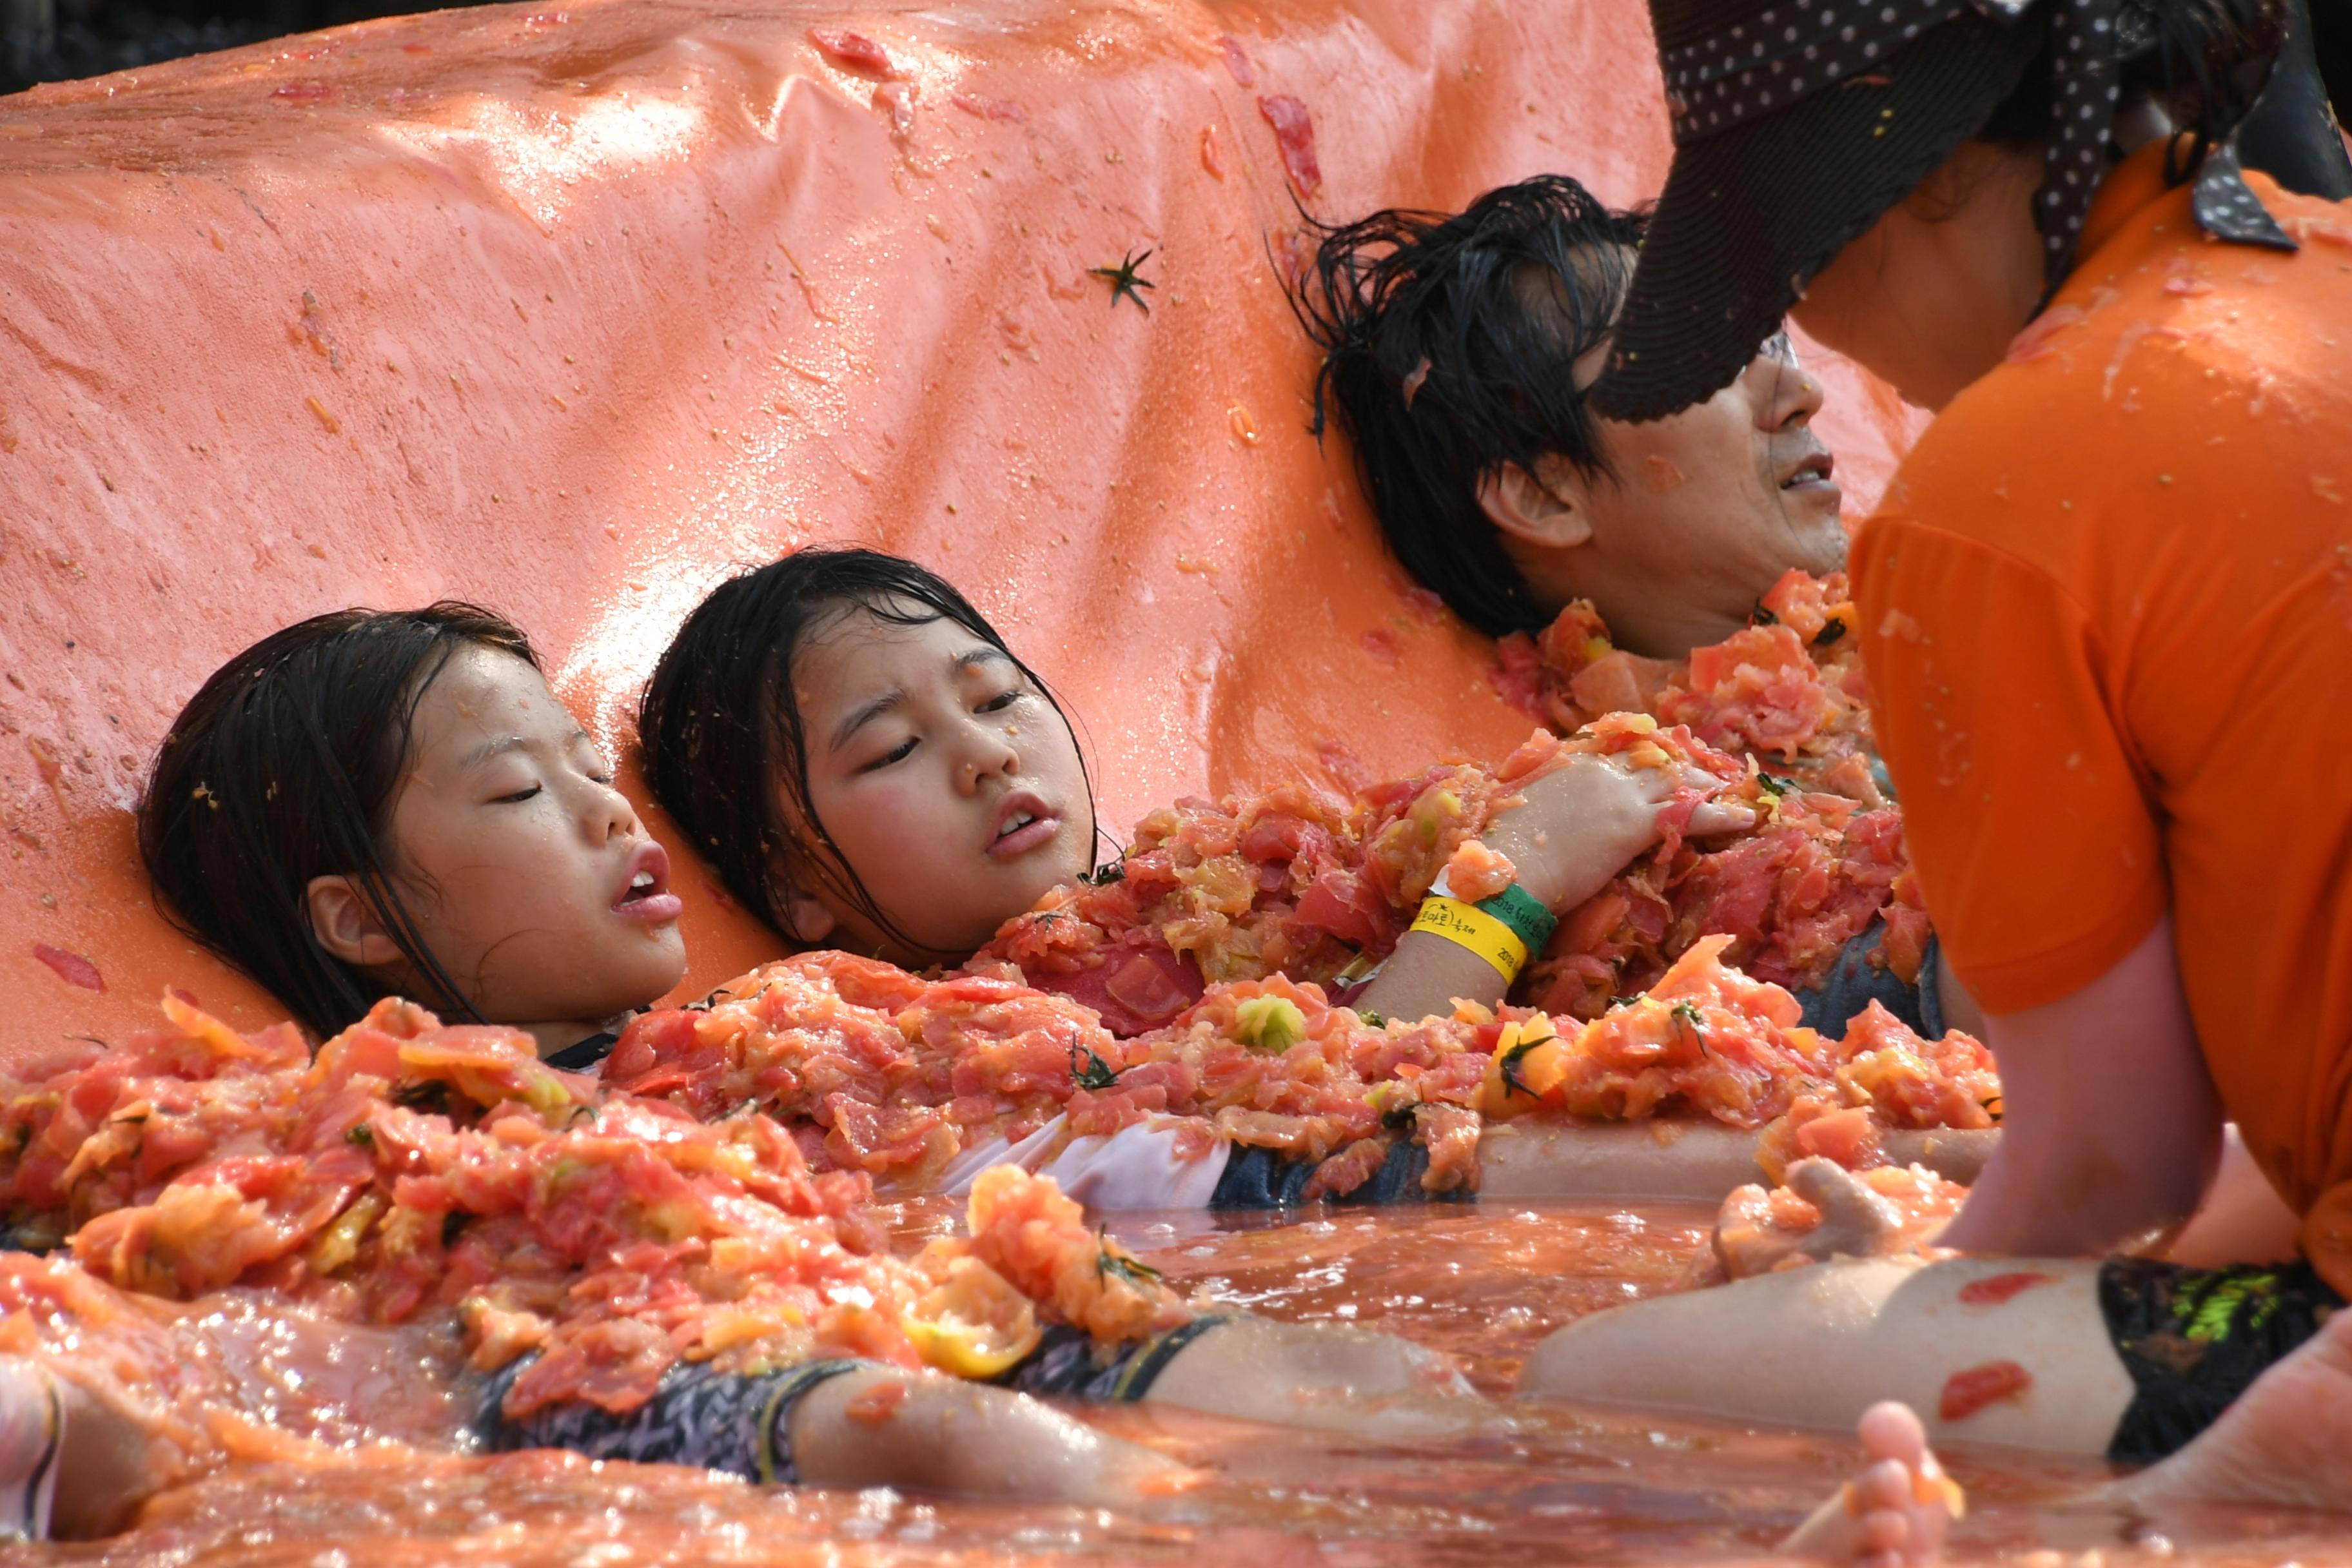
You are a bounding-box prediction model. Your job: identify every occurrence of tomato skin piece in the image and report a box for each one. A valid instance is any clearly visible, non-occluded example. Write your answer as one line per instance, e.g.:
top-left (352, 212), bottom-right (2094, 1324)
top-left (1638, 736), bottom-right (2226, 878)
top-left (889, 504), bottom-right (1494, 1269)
top-left (1957, 1271), bottom-right (2055, 1307)
top-left (805, 27), bottom-right (896, 77)
top-left (1939, 1359), bottom-right (2034, 1422)
top-left (1217, 35), bottom-right (1255, 86)
top-left (1256, 95), bottom-right (1321, 196)
top-left (33, 943), bottom-right (104, 991)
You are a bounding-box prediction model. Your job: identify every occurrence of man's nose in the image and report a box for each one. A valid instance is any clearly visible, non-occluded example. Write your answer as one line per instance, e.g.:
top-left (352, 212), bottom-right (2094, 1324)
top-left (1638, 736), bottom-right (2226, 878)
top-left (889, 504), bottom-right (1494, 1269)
top-left (1750, 333), bottom-right (1825, 431)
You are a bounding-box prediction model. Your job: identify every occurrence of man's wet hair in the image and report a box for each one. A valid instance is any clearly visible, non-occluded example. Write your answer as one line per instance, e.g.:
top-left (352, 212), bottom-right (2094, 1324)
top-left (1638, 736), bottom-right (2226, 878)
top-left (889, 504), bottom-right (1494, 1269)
top-left (1293, 176), bottom-right (1647, 637)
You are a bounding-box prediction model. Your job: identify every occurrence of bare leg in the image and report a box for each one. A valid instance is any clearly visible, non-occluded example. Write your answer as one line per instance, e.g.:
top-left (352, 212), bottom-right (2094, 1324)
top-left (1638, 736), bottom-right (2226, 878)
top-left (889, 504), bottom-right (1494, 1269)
top-left (1782, 1401), bottom-right (1961, 1567)
top-left (1520, 1257), bottom-right (2132, 1452)
top-left (1146, 1316), bottom-right (1497, 1440)
top-left (790, 1366), bottom-right (1190, 1504)
top-left (1478, 1121), bottom-right (1772, 1201)
top-left (2103, 1303), bottom-right (2352, 1513)
top-left (0, 1355), bottom-right (164, 1540)
top-left (1478, 1121), bottom-right (1999, 1202)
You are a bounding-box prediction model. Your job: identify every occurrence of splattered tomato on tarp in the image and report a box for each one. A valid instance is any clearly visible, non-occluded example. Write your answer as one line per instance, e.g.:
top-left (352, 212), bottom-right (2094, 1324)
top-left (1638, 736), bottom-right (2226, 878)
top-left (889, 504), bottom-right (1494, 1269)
top-left (0, 996), bottom-right (1191, 1420)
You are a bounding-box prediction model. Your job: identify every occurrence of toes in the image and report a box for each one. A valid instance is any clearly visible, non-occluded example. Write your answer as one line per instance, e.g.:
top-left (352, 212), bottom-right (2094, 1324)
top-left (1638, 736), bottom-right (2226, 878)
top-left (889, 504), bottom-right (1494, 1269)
top-left (1857, 1505), bottom-right (1912, 1554)
top-left (1857, 1401), bottom-right (1930, 1469)
top-left (1848, 1456), bottom-right (1915, 1516)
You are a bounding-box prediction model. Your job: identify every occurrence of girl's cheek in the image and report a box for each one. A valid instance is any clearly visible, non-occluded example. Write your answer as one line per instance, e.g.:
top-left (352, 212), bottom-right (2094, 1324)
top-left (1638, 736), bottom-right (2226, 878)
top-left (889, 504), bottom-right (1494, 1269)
top-left (834, 778), bottom-right (932, 851)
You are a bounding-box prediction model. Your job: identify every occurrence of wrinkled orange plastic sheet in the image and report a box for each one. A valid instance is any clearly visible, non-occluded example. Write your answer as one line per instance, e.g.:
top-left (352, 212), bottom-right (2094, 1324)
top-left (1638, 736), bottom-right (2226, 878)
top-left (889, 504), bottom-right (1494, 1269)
top-left (0, 0), bottom-right (1926, 1059)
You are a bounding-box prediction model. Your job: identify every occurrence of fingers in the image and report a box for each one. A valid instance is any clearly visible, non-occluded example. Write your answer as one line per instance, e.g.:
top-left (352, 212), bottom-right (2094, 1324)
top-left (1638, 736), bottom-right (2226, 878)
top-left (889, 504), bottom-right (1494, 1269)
top-left (1688, 801), bottom-right (1759, 834)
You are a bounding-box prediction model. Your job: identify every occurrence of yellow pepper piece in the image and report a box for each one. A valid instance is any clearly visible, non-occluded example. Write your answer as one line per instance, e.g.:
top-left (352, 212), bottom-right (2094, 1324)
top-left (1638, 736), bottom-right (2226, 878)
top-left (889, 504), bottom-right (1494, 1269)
top-left (903, 1260), bottom-right (1044, 1379)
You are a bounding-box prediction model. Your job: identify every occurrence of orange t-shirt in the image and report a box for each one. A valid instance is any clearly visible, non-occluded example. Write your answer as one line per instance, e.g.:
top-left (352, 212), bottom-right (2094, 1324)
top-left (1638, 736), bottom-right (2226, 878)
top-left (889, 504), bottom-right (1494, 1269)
top-left (1854, 143), bottom-right (2352, 1292)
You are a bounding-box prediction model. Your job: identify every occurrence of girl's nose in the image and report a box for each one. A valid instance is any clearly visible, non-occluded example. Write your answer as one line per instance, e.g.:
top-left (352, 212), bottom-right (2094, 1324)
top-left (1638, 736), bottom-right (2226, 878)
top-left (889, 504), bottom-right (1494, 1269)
top-left (586, 779), bottom-right (642, 843)
top-left (956, 722), bottom-right (1021, 794)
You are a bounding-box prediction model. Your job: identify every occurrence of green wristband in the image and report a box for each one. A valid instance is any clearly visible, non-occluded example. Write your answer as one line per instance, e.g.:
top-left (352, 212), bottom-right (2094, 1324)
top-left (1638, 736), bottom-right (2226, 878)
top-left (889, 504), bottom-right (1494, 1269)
top-left (1476, 882), bottom-right (1558, 956)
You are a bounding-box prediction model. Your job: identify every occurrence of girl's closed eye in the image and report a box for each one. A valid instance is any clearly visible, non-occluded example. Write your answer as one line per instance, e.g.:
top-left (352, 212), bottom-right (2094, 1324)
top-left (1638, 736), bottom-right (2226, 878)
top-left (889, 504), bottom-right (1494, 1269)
top-left (862, 736), bottom-right (919, 773)
top-left (489, 783), bottom-right (544, 805)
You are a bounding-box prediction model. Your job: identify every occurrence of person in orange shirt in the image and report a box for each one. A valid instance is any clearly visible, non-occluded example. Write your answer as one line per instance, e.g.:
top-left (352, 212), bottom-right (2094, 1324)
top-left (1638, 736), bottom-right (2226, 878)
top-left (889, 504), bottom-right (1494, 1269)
top-left (1519, 0), bottom-right (2352, 1536)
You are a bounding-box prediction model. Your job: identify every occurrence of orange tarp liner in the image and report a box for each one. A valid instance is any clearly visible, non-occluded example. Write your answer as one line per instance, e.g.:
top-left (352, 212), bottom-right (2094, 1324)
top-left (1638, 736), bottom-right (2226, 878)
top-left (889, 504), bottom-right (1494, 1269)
top-left (0, 0), bottom-right (1924, 1057)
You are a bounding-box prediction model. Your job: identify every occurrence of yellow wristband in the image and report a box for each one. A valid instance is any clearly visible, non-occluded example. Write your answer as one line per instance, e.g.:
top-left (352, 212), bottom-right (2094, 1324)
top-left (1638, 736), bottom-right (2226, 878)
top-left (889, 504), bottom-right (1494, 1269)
top-left (1407, 896), bottom-right (1529, 981)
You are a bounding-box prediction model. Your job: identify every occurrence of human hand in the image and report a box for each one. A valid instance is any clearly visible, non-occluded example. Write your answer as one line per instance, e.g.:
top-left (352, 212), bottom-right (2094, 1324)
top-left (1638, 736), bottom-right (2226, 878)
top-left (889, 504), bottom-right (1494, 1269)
top-left (1480, 752), bottom-right (1753, 912)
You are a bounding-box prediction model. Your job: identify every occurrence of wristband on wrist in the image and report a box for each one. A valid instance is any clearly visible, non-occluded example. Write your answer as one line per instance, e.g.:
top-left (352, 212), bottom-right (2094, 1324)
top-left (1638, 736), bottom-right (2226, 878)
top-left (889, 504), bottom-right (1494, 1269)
top-left (1419, 868), bottom-right (1562, 974)
top-left (1474, 881), bottom-right (1558, 956)
top-left (1409, 896), bottom-right (1530, 981)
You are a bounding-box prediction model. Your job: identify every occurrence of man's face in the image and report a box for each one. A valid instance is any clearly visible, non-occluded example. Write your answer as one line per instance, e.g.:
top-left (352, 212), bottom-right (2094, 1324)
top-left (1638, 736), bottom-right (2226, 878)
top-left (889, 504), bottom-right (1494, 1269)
top-left (1496, 280), bottom-right (1850, 656)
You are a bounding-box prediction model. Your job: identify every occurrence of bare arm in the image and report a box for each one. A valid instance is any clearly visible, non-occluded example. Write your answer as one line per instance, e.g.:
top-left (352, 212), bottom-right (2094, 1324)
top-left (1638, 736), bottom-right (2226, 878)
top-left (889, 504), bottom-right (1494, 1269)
top-left (1937, 917), bottom-right (2222, 1257)
top-left (791, 1366), bottom-right (1182, 1504)
top-left (1356, 754), bottom-right (1749, 1026)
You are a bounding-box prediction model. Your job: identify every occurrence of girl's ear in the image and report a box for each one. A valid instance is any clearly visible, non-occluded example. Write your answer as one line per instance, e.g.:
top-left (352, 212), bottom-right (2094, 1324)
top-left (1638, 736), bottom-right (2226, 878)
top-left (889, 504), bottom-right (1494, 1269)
top-left (305, 876), bottom-right (407, 969)
top-left (779, 888), bottom-right (838, 946)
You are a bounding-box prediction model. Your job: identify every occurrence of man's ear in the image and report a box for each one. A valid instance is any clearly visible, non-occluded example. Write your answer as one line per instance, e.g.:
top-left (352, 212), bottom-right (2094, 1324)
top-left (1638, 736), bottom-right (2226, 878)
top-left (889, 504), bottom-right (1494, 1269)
top-left (305, 875), bottom-right (407, 969)
top-left (779, 888), bottom-right (838, 946)
top-left (1476, 458), bottom-right (1595, 552)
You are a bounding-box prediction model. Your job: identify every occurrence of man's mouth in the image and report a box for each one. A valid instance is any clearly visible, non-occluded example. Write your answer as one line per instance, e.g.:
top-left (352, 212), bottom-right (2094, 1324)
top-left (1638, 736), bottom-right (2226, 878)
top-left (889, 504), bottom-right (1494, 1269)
top-left (1780, 451), bottom-right (1837, 491)
top-left (988, 792), bottom-right (1062, 860)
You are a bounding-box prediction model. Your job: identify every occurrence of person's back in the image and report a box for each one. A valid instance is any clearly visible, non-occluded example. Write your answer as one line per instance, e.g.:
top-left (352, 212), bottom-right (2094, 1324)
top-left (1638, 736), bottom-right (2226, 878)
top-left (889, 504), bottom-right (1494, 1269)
top-left (1855, 142), bottom-right (2352, 1287)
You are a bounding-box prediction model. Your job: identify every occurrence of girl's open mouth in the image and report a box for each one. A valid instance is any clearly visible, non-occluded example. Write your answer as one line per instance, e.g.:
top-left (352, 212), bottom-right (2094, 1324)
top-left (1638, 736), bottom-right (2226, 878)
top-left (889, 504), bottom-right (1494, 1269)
top-left (988, 793), bottom-right (1061, 860)
top-left (614, 843), bottom-right (685, 922)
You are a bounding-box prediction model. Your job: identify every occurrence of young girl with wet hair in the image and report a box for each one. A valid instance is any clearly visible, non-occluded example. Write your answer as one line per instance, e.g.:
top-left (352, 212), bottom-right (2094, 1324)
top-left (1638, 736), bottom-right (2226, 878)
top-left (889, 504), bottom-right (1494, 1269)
top-left (139, 603), bottom-right (688, 1057)
top-left (638, 547), bottom-right (1106, 967)
top-left (0, 603), bottom-right (1484, 1540)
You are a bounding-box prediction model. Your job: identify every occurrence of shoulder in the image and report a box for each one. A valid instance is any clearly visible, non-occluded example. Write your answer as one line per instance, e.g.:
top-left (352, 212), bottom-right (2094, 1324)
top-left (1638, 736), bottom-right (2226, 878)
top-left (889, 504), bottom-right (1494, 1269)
top-left (1879, 216), bottom-right (2352, 568)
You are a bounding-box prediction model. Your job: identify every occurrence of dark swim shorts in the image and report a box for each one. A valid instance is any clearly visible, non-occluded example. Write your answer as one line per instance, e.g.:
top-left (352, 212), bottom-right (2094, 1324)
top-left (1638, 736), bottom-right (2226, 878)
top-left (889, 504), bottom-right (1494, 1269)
top-left (1004, 1315), bottom-right (1234, 1402)
top-left (478, 1355), bottom-right (867, 1484)
top-left (2100, 1257), bottom-right (2344, 1463)
top-left (1795, 923), bottom-right (1945, 1037)
top-left (478, 1318), bottom-right (1240, 1483)
top-left (1209, 1139), bottom-right (1470, 1210)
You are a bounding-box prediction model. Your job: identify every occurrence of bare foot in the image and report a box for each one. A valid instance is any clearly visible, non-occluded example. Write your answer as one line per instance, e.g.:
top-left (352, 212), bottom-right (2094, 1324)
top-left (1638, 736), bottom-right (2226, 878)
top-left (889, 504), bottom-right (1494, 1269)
top-left (1787, 1159), bottom-right (1906, 1261)
top-left (0, 1356), bottom-right (61, 1540)
top-left (0, 1355), bottom-right (162, 1540)
top-left (1715, 1159), bottom-right (1907, 1280)
top-left (1782, 1401), bottom-right (1963, 1566)
top-left (2107, 1300), bottom-right (2352, 1513)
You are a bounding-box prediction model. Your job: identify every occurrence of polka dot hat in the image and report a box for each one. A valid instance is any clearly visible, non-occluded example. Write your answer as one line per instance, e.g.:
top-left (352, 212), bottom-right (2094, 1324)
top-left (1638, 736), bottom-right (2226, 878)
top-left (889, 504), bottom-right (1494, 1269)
top-left (1591, 0), bottom-right (2295, 424)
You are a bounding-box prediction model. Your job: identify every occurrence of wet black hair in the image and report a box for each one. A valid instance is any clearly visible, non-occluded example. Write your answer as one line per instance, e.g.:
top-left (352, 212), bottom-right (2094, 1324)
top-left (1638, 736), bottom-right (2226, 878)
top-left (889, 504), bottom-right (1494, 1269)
top-left (1974, 0), bottom-right (2290, 164)
top-left (638, 547), bottom-right (1099, 957)
top-left (139, 603), bottom-right (537, 1040)
top-left (1290, 175), bottom-right (1650, 638)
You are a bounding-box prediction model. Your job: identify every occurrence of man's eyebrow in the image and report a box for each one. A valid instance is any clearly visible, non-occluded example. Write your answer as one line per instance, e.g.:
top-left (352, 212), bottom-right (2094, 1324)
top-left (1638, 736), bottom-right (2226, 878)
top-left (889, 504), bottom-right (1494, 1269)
top-left (830, 689), bottom-right (907, 753)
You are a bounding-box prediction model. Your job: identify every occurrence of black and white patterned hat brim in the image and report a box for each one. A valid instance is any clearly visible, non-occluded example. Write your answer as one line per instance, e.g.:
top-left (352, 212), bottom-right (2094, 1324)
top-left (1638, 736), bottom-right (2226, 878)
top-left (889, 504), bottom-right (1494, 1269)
top-left (1661, 0), bottom-right (2297, 297)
